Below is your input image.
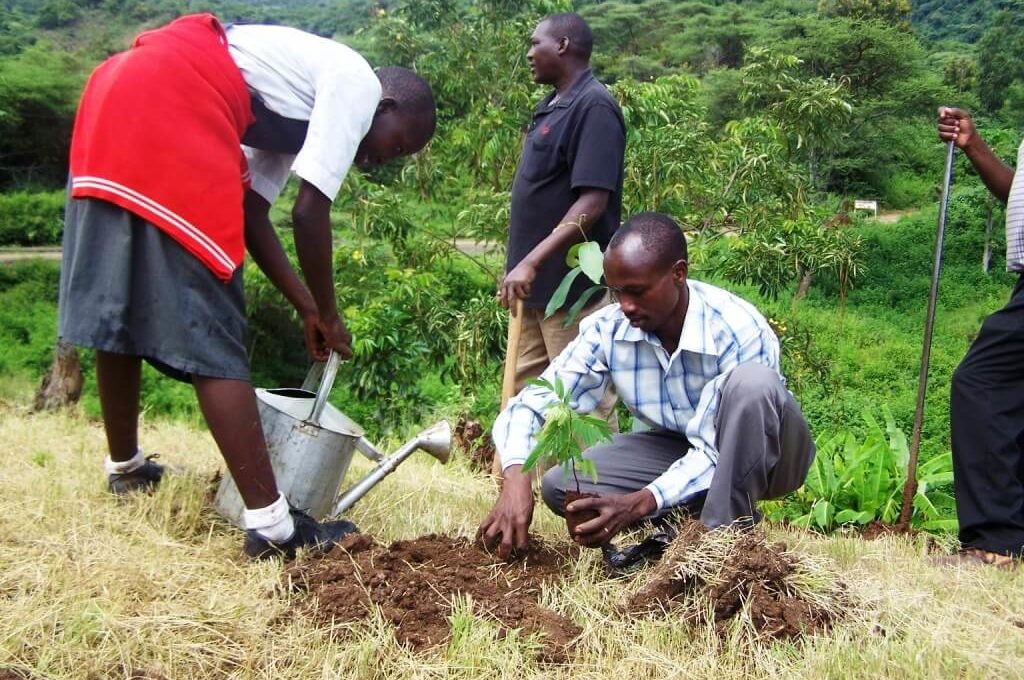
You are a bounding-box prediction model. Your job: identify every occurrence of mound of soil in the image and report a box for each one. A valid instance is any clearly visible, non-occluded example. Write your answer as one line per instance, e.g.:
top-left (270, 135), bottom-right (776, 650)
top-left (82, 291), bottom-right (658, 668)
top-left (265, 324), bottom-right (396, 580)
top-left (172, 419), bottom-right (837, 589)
top-left (285, 533), bottom-right (580, 660)
top-left (628, 521), bottom-right (845, 640)
top-left (453, 417), bottom-right (496, 474)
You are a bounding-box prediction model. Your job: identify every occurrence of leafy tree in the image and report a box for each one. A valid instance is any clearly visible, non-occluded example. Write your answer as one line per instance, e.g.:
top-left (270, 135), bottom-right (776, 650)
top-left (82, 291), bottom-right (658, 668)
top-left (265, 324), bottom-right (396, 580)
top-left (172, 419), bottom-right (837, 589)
top-left (36, 0), bottom-right (81, 29)
top-left (0, 44), bottom-right (84, 187)
top-left (720, 210), bottom-right (863, 301)
top-left (776, 16), bottom-right (952, 195)
top-left (817, 0), bottom-right (911, 28)
top-left (943, 54), bottom-right (977, 95)
top-left (976, 2), bottom-right (1024, 115)
top-left (911, 0), bottom-right (1000, 43)
top-left (739, 48), bottom-right (852, 189)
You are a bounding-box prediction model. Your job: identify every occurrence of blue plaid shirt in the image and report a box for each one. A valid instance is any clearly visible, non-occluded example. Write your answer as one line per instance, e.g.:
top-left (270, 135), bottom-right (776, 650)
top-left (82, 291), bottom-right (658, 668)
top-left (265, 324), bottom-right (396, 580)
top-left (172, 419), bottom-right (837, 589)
top-left (493, 279), bottom-right (782, 511)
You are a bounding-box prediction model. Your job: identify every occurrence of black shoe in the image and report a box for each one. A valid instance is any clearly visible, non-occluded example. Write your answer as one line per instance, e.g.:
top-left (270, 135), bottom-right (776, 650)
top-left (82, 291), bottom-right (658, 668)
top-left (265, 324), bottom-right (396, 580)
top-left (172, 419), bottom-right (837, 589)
top-left (108, 455), bottom-right (165, 495)
top-left (602, 528), bottom-right (676, 575)
top-left (244, 507), bottom-right (359, 560)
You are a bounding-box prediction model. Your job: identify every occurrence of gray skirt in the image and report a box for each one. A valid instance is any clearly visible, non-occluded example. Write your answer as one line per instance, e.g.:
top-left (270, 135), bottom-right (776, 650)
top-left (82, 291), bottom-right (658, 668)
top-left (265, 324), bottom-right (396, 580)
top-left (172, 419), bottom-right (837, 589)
top-left (58, 195), bottom-right (250, 382)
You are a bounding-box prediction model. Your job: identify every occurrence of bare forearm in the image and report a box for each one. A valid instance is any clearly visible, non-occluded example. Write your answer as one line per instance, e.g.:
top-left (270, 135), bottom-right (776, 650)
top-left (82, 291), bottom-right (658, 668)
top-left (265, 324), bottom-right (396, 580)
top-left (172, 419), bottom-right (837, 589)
top-left (963, 137), bottom-right (1015, 204)
top-left (292, 181), bottom-right (338, 318)
top-left (521, 189), bottom-right (609, 269)
top-left (244, 192), bottom-right (316, 314)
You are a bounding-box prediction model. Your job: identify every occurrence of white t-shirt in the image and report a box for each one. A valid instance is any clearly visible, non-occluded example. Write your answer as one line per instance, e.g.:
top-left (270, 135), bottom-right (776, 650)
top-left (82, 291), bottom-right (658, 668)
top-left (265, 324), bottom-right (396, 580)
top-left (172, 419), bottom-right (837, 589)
top-left (226, 24), bottom-right (382, 203)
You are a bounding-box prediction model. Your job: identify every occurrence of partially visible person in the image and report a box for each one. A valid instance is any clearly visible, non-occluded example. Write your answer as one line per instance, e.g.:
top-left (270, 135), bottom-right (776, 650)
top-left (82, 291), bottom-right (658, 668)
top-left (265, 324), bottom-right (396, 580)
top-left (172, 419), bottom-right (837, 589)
top-left (479, 212), bottom-right (815, 559)
top-left (498, 12), bottom-right (625, 421)
top-left (937, 106), bottom-right (1024, 569)
top-left (59, 13), bottom-right (436, 559)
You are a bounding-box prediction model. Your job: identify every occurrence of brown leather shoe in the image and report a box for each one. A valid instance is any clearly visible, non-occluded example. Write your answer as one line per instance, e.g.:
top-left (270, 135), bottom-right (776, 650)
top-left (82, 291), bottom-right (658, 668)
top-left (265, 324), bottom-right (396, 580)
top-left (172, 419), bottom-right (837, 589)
top-left (934, 547), bottom-right (1018, 570)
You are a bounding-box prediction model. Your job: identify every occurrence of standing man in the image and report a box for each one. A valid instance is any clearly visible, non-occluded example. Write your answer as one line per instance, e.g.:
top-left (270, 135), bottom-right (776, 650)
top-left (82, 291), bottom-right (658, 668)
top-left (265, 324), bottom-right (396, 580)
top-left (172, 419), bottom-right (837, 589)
top-left (480, 213), bottom-right (815, 559)
top-left (938, 107), bottom-right (1024, 569)
top-left (498, 12), bottom-right (625, 414)
top-left (59, 14), bottom-right (436, 559)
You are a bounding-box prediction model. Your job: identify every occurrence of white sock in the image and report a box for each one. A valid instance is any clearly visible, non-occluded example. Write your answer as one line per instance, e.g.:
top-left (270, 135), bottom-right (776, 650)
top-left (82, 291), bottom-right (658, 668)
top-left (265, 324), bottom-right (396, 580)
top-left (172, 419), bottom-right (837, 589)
top-left (105, 448), bottom-right (146, 475)
top-left (242, 493), bottom-right (295, 543)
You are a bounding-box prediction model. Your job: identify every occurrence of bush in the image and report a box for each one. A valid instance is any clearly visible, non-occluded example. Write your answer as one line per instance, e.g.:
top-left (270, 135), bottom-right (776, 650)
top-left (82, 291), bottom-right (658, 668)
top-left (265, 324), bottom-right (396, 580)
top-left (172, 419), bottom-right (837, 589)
top-left (765, 408), bottom-right (957, 533)
top-left (0, 190), bottom-right (64, 246)
top-left (881, 171), bottom-right (936, 209)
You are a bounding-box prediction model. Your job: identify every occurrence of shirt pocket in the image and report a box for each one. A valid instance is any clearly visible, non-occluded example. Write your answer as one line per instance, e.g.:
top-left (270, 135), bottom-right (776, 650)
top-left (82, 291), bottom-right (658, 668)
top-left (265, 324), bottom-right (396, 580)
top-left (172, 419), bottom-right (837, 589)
top-left (519, 136), bottom-right (563, 182)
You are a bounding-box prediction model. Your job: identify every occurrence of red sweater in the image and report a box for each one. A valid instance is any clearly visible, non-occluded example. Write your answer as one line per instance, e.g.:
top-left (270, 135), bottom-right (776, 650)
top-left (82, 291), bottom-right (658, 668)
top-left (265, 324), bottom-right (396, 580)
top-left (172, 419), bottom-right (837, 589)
top-left (69, 14), bottom-right (255, 281)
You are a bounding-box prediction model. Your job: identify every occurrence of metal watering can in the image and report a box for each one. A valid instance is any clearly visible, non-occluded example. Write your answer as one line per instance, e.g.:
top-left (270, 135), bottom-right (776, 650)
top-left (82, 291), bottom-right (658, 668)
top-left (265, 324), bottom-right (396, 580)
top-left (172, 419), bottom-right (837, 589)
top-left (214, 351), bottom-right (451, 527)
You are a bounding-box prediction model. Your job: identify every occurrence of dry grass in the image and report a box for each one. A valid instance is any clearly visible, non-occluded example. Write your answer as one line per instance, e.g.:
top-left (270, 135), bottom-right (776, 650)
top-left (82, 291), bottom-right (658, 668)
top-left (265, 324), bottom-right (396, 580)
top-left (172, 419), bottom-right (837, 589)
top-left (1, 405), bottom-right (1023, 679)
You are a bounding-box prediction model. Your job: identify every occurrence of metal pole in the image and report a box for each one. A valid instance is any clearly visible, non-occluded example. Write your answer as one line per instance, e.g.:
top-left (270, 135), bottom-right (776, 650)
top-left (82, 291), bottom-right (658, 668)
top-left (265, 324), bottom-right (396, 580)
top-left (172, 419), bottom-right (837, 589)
top-left (898, 140), bottom-right (955, 527)
top-left (982, 203), bottom-right (994, 273)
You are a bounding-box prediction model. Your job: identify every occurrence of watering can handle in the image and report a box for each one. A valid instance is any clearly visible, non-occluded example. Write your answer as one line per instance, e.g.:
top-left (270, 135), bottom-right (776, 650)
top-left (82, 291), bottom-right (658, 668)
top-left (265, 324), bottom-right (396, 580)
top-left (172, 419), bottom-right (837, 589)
top-left (308, 350), bottom-right (340, 426)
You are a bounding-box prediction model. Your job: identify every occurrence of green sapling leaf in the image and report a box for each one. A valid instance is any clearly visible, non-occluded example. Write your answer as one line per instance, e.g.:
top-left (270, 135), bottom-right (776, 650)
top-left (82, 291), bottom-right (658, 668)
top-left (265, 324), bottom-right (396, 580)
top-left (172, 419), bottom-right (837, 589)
top-left (578, 241), bottom-right (605, 285)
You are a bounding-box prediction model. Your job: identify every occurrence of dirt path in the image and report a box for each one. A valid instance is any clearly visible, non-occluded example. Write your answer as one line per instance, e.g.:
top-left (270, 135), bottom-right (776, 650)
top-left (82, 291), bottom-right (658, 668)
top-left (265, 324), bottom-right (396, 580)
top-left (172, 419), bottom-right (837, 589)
top-left (0, 247), bottom-right (62, 264)
top-left (452, 238), bottom-right (499, 256)
top-left (0, 241), bottom-right (497, 265)
top-left (874, 208), bottom-right (919, 224)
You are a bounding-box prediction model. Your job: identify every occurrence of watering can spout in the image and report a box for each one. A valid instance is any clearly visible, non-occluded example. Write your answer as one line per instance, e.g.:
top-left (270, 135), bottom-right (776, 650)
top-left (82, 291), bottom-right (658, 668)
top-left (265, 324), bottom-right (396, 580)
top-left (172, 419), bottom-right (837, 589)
top-left (330, 419), bottom-right (452, 517)
top-left (416, 421), bottom-right (452, 463)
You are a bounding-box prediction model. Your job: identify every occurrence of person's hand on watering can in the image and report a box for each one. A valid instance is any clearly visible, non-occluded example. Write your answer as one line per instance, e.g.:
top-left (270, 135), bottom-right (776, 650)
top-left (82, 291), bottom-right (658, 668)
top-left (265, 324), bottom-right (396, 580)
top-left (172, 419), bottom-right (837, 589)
top-left (477, 464), bottom-right (534, 559)
top-left (568, 490), bottom-right (658, 548)
top-left (305, 311), bottom-right (353, 362)
top-left (497, 260), bottom-right (537, 311)
top-left (937, 106), bottom-right (978, 151)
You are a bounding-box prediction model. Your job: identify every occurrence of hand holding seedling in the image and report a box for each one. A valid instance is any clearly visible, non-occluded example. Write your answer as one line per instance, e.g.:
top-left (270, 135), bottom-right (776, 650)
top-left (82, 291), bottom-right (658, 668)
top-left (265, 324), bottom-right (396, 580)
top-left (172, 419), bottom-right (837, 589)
top-left (568, 490), bottom-right (658, 547)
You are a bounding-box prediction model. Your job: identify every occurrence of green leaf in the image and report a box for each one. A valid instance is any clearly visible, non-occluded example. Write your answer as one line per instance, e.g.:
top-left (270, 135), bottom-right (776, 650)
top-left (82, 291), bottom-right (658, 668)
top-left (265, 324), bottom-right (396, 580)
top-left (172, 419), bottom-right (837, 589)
top-left (565, 242), bottom-right (583, 268)
top-left (812, 499), bottom-right (834, 530)
top-left (544, 266), bottom-right (583, 319)
top-left (578, 241), bottom-right (605, 285)
top-left (919, 519), bottom-right (958, 532)
top-left (561, 284), bottom-right (605, 328)
top-left (913, 489), bottom-right (940, 520)
top-left (520, 446), bottom-right (544, 473)
top-left (917, 453), bottom-right (953, 485)
top-left (576, 458), bottom-right (599, 483)
top-left (526, 377), bottom-right (555, 392)
top-left (835, 509), bottom-right (874, 525)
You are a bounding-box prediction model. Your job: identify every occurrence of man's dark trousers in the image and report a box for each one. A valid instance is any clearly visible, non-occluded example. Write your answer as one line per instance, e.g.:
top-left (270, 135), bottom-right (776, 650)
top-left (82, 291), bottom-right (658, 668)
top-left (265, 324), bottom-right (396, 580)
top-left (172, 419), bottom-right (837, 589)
top-left (951, 274), bottom-right (1024, 556)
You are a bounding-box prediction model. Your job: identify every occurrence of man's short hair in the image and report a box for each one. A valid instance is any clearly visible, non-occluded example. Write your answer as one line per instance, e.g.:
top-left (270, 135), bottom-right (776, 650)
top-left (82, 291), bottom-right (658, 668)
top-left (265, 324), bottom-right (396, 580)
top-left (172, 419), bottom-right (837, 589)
top-left (542, 12), bottom-right (593, 61)
top-left (376, 66), bottom-right (437, 138)
top-left (609, 212), bottom-right (688, 270)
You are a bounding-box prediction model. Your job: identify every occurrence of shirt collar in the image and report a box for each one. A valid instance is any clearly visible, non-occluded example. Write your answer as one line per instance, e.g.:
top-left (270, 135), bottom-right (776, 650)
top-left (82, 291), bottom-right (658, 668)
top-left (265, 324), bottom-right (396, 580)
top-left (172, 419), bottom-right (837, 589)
top-left (539, 69), bottom-right (594, 111)
top-left (613, 281), bottom-right (722, 357)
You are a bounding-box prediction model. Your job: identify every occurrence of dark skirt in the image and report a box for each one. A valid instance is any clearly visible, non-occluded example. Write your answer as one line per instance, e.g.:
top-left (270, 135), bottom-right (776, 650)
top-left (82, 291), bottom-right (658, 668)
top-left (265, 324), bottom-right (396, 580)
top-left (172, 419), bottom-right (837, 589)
top-left (58, 195), bottom-right (250, 382)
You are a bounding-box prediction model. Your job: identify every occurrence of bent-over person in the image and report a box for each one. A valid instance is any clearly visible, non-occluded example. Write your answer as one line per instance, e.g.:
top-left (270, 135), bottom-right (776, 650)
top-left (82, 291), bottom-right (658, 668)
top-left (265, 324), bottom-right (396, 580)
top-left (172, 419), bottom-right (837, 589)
top-left (59, 13), bottom-right (436, 559)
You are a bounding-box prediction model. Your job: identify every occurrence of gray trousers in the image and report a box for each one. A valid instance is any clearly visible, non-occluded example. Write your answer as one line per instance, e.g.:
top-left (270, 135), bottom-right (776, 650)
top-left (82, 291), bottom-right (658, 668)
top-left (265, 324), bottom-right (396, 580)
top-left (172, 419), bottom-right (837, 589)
top-left (540, 363), bottom-right (815, 528)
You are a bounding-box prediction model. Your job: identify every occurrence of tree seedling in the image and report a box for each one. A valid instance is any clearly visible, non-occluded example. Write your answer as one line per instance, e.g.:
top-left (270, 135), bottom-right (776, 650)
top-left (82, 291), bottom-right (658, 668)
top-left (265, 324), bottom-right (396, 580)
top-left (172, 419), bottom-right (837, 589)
top-left (519, 376), bottom-right (612, 494)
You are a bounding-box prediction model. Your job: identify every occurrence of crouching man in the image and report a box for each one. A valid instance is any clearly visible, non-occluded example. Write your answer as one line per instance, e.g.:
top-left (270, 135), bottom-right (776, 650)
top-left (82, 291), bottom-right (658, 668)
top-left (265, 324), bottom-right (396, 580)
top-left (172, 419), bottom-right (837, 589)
top-left (478, 212), bottom-right (815, 558)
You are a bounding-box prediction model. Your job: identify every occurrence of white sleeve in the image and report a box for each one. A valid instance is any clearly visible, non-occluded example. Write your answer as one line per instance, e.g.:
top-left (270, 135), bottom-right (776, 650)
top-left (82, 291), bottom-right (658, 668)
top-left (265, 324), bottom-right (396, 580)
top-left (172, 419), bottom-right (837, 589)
top-left (292, 71), bottom-right (380, 200)
top-left (243, 147), bottom-right (296, 204)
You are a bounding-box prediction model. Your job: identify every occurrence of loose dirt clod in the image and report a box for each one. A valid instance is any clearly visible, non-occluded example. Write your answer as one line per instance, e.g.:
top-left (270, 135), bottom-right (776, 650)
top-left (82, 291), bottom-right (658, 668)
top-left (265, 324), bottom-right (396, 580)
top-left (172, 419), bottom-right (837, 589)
top-left (285, 533), bottom-right (580, 660)
top-left (628, 521), bottom-right (850, 641)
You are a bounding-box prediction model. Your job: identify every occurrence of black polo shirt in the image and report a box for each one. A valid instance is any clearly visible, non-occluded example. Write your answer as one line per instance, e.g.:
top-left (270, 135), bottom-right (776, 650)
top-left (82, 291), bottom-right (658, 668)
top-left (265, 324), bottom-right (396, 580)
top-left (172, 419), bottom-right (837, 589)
top-left (507, 69), bottom-right (626, 310)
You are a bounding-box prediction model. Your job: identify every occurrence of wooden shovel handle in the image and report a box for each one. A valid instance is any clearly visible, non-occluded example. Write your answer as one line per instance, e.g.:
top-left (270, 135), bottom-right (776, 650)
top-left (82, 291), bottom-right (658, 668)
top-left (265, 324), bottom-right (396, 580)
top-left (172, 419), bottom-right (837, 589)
top-left (492, 298), bottom-right (525, 478)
